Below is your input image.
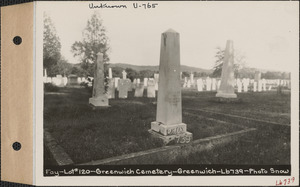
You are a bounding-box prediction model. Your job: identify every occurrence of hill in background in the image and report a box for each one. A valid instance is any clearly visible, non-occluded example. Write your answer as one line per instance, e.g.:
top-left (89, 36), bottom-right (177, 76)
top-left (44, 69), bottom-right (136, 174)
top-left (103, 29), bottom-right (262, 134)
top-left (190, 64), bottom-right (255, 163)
top-left (62, 62), bottom-right (290, 80)
top-left (108, 63), bottom-right (212, 74)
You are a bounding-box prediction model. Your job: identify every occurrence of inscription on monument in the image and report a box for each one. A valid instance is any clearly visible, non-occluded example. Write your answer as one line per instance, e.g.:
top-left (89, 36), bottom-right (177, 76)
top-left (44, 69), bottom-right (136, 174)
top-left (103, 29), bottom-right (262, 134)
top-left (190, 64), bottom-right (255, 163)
top-left (175, 134), bottom-right (192, 144)
top-left (166, 92), bottom-right (180, 106)
top-left (167, 126), bottom-right (184, 135)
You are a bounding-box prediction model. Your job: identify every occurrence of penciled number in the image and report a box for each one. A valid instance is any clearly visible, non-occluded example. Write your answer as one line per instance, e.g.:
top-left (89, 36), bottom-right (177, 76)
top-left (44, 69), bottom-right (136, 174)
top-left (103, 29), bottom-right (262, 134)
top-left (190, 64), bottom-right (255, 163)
top-left (133, 3), bottom-right (158, 9)
top-left (275, 177), bottom-right (295, 186)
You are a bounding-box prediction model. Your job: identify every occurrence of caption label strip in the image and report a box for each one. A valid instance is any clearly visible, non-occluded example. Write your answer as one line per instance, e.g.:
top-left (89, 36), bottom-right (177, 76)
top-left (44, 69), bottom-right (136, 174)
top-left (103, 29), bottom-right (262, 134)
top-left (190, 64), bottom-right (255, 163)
top-left (44, 165), bottom-right (290, 176)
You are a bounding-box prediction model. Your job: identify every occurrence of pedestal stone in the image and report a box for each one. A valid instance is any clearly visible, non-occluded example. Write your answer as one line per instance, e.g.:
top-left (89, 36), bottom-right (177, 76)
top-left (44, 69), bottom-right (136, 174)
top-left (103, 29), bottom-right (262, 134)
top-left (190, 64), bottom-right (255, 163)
top-left (216, 40), bottom-right (237, 98)
top-left (89, 96), bottom-right (108, 107)
top-left (148, 129), bottom-right (193, 145)
top-left (149, 29), bottom-right (192, 145)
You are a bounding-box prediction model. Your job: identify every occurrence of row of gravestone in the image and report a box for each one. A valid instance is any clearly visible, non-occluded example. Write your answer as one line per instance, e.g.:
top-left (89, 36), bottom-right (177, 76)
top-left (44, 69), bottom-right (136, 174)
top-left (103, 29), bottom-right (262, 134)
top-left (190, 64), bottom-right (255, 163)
top-left (106, 78), bottom-right (157, 99)
top-left (43, 75), bottom-right (89, 87)
top-left (43, 74), bottom-right (290, 93)
top-left (184, 77), bottom-right (290, 92)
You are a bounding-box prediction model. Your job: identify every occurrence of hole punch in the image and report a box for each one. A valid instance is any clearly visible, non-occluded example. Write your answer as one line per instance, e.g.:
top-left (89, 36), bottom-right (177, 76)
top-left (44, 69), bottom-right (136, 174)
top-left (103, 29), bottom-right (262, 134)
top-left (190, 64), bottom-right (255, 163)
top-left (13, 36), bottom-right (22, 45)
top-left (12, 142), bottom-right (21, 151)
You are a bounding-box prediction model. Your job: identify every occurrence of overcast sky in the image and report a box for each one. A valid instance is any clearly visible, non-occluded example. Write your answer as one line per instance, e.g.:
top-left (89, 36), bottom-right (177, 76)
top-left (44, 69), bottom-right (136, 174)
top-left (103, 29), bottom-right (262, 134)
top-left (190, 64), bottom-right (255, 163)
top-left (40, 1), bottom-right (298, 72)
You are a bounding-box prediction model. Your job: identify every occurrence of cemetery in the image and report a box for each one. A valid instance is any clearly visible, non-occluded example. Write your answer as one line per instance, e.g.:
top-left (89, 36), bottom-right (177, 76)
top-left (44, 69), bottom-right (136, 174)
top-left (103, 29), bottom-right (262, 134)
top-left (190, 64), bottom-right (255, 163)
top-left (44, 29), bottom-right (291, 166)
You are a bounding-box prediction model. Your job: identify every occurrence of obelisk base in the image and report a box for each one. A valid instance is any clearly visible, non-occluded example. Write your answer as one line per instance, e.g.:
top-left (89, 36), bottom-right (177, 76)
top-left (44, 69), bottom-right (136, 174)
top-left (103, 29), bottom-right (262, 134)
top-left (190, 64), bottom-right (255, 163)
top-left (214, 92), bottom-right (241, 103)
top-left (149, 122), bottom-right (193, 145)
top-left (89, 95), bottom-right (109, 107)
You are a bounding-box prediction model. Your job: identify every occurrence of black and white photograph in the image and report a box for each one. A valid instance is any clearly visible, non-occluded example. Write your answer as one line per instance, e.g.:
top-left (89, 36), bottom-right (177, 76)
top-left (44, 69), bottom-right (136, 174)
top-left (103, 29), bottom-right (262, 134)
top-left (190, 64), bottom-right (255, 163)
top-left (36, 1), bottom-right (298, 186)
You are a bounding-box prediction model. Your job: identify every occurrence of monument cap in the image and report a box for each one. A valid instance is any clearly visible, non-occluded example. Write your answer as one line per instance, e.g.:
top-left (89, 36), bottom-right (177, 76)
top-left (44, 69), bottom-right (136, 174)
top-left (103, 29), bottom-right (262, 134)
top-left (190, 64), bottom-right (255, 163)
top-left (164, 28), bottom-right (178, 33)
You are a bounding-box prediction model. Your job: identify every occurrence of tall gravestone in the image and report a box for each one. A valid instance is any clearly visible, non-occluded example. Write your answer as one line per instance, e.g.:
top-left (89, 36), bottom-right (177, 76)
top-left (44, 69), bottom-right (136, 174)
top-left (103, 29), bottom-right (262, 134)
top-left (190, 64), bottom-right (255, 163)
top-left (57, 75), bottom-right (65, 87)
top-left (107, 78), bottom-right (115, 99)
top-left (183, 77), bottom-right (188, 88)
top-left (122, 70), bottom-right (127, 80)
top-left (134, 83), bottom-right (144, 97)
top-left (262, 79), bottom-right (266, 91)
top-left (206, 77), bottom-right (212, 91)
top-left (211, 78), bottom-right (217, 91)
top-left (216, 40), bottom-right (237, 98)
top-left (242, 78), bottom-right (249, 92)
top-left (147, 79), bottom-right (156, 98)
top-left (89, 53), bottom-right (109, 107)
top-left (62, 76), bottom-right (67, 86)
top-left (190, 73), bottom-right (194, 84)
top-left (144, 78), bottom-right (148, 87)
top-left (237, 79), bottom-right (242, 93)
top-left (133, 79), bottom-right (137, 89)
top-left (187, 80), bottom-right (191, 88)
top-left (118, 79), bottom-right (129, 98)
top-left (217, 79), bottom-right (221, 90)
top-left (149, 29), bottom-right (192, 145)
top-left (114, 77), bottom-right (120, 89)
top-left (197, 78), bottom-right (203, 91)
top-left (108, 68), bottom-right (113, 79)
top-left (43, 69), bottom-right (47, 83)
top-left (154, 73), bottom-right (159, 91)
top-left (254, 71), bottom-right (261, 82)
top-left (126, 79), bottom-right (133, 92)
top-left (258, 80), bottom-right (262, 92)
top-left (253, 82), bottom-right (257, 92)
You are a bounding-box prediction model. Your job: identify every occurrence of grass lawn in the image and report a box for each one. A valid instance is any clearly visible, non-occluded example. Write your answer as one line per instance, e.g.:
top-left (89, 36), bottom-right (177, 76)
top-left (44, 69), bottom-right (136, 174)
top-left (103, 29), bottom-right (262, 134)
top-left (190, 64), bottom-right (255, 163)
top-left (44, 87), bottom-right (290, 165)
top-left (175, 90), bottom-right (290, 165)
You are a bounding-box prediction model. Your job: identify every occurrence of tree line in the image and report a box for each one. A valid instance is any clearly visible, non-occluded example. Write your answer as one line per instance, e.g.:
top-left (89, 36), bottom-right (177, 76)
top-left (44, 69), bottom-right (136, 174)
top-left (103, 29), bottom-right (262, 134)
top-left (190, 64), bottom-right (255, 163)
top-left (43, 12), bottom-right (290, 80)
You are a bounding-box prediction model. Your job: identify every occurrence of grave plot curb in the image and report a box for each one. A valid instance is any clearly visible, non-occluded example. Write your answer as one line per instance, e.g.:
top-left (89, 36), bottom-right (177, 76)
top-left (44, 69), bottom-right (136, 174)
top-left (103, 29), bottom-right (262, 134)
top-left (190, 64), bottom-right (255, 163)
top-left (78, 128), bottom-right (256, 165)
top-left (44, 129), bottom-right (74, 166)
top-left (185, 108), bottom-right (290, 127)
